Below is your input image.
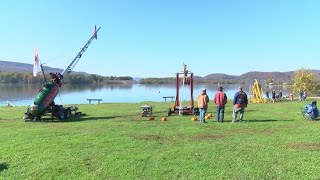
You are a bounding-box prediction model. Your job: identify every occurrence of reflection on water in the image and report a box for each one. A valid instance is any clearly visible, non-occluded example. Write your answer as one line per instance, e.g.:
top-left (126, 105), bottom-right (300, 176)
top-left (0, 83), bottom-right (292, 106)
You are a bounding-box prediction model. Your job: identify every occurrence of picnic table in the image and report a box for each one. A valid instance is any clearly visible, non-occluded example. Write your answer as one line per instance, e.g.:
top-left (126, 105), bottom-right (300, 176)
top-left (87, 99), bottom-right (103, 104)
top-left (163, 96), bottom-right (175, 102)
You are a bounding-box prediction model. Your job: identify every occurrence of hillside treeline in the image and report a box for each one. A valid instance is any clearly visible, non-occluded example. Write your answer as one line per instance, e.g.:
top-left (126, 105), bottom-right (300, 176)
top-left (139, 77), bottom-right (176, 84)
top-left (138, 71), bottom-right (320, 85)
top-left (139, 77), bottom-right (240, 84)
top-left (0, 72), bottom-right (132, 84)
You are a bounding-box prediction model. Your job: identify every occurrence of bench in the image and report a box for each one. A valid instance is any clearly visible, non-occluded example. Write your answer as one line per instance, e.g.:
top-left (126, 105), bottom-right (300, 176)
top-left (163, 96), bottom-right (175, 102)
top-left (87, 99), bottom-right (103, 104)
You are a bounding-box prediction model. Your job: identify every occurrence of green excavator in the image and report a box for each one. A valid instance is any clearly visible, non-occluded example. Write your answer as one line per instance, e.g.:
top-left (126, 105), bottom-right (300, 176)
top-left (23, 26), bottom-right (101, 121)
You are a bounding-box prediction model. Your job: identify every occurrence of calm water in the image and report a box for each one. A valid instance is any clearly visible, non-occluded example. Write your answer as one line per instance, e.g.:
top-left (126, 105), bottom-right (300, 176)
top-left (0, 83), bottom-right (291, 106)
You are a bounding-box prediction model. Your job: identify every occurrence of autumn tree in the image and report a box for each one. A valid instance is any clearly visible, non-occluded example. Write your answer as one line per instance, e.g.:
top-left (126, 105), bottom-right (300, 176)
top-left (292, 68), bottom-right (316, 95)
top-left (312, 73), bottom-right (320, 96)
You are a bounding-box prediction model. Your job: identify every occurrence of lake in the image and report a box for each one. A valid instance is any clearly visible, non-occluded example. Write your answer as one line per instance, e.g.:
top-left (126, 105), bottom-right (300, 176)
top-left (0, 83), bottom-right (291, 106)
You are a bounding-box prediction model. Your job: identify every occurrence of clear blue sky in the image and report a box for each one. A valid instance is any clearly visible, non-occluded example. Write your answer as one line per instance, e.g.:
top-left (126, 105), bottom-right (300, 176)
top-left (1, 0), bottom-right (320, 78)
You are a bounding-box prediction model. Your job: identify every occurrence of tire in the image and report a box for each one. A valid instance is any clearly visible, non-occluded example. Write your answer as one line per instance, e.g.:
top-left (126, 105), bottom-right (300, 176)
top-left (192, 108), bottom-right (199, 115)
top-left (167, 108), bottom-right (172, 116)
top-left (57, 107), bottom-right (65, 120)
top-left (65, 108), bottom-right (71, 119)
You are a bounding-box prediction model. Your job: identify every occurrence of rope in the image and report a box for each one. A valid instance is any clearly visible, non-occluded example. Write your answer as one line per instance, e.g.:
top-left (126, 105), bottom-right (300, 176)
top-left (179, 79), bottom-right (185, 116)
top-left (58, 91), bottom-right (64, 106)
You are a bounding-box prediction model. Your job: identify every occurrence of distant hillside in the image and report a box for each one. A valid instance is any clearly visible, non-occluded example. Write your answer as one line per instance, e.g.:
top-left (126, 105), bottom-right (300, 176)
top-left (239, 71), bottom-right (293, 84)
top-left (4, 60), bottom-right (319, 84)
top-left (203, 73), bottom-right (239, 84)
top-left (0, 60), bottom-right (87, 74)
top-left (204, 70), bottom-right (320, 84)
top-left (138, 70), bottom-right (320, 84)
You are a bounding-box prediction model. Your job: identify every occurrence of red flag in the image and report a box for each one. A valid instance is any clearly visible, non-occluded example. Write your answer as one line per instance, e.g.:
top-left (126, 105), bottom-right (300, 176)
top-left (33, 49), bottom-right (41, 77)
top-left (93, 25), bottom-right (97, 39)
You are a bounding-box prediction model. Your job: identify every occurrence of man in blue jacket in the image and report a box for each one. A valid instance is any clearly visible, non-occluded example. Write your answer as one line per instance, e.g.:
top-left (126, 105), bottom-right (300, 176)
top-left (232, 86), bottom-right (248, 122)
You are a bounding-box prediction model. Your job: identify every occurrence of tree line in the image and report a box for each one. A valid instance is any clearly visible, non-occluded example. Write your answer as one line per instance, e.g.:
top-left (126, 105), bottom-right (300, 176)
top-left (0, 72), bottom-right (132, 84)
top-left (139, 69), bottom-right (320, 96)
top-left (2, 69), bottom-right (319, 96)
top-left (139, 77), bottom-right (242, 84)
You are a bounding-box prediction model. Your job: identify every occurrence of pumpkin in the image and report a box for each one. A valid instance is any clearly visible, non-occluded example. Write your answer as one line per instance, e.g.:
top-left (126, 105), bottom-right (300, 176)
top-left (161, 117), bottom-right (167, 121)
top-left (191, 117), bottom-right (198, 121)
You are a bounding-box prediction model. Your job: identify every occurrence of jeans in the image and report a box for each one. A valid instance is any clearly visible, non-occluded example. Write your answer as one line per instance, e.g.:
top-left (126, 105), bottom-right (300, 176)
top-left (199, 108), bottom-right (207, 123)
top-left (233, 107), bottom-right (245, 122)
top-left (216, 106), bottom-right (225, 122)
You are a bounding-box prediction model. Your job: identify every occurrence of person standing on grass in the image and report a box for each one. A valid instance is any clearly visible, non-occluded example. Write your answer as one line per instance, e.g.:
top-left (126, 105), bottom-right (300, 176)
top-left (289, 93), bottom-right (294, 101)
top-left (214, 86), bottom-right (228, 122)
top-left (265, 91), bottom-right (270, 102)
top-left (197, 88), bottom-right (209, 123)
top-left (279, 90), bottom-right (283, 102)
top-left (271, 90), bottom-right (276, 103)
top-left (232, 86), bottom-right (248, 123)
top-left (299, 90), bottom-right (303, 101)
top-left (303, 91), bottom-right (307, 101)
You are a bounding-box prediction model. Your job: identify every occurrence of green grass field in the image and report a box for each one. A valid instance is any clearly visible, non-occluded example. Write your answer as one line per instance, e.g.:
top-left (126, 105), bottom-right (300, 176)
top-left (1, 100), bottom-right (320, 179)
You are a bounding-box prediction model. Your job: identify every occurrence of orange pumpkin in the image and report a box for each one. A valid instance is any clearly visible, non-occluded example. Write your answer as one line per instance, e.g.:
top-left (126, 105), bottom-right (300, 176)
top-left (191, 117), bottom-right (198, 121)
top-left (161, 117), bottom-right (167, 122)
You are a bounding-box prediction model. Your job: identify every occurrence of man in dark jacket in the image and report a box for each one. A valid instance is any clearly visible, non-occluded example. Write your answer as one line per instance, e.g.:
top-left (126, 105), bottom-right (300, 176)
top-left (279, 90), bottom-right (283, 102)
top-left (272, 90), bottom-right (276, 103)
top-left (232, 86), bottom-right (248, 122)
top-left (214, 86), bottom-right (227, 122)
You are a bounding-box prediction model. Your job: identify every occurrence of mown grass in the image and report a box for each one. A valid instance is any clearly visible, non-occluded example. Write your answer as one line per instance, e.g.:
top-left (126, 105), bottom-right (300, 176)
top-left (1, 100), bottom-right (320, 179)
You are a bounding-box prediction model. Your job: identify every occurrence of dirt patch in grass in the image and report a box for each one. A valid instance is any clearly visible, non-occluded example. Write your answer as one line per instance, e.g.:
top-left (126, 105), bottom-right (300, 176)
top-left (129, 134), bottom-right (166, 141)
top-left (226, 128), bottom-right (275, 136)
top-left (83, 155), bottom-right (100, 172)
top-left (286, 143), bottom-right (320, 151)
top-left (194, 134), bottom-right (226, 141)
top-left (280, 124), bottom-right (296, 129)
top-left (131, 133), bottom-right (226, 143)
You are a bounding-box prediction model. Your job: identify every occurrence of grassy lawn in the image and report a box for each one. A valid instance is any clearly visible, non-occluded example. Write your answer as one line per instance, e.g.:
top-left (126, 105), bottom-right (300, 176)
top-left (1, 100), bottom-right (320, 179)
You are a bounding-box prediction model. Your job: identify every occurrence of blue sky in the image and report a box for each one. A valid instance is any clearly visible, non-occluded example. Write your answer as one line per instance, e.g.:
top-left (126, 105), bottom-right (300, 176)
top-left (1, 0), bottom-right (320, 78)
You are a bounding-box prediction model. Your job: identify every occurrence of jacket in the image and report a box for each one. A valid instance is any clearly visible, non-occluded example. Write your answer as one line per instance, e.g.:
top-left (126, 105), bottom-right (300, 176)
top-left (197, 92), bottom-right (209, 108)
top-left (214, 91), bottom-right (227, 107)
top-left (233, 91), bottom-right (248, 108)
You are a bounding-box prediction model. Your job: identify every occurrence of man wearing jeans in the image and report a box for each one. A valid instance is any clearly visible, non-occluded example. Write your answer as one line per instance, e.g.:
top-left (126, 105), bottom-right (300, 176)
top-left (197, 89), bottom-right (209, 123)
top-left (214, 86), bottom-right (228, 122)
top-left (232, 86), bottom-right (248, 122)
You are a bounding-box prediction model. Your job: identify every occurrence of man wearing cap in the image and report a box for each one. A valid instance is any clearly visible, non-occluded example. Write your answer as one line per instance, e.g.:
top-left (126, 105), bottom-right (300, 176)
top-left (197, 88), bottom-right (209, 123)
top-left (214, 86), bottom-right (228, 122)
top-left (232, 86), bottom-right (248, 122)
